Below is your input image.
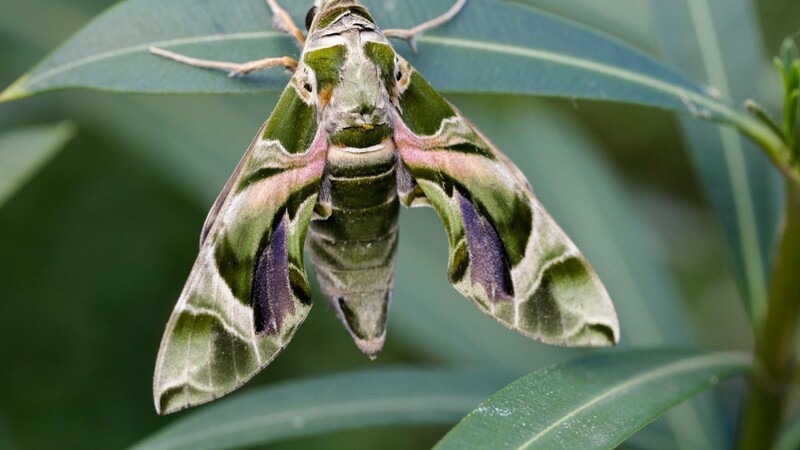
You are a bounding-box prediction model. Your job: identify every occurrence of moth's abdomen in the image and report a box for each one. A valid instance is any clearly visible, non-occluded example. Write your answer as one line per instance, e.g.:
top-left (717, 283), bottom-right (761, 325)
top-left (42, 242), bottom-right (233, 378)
top-left (308, 139), bottom-right (399, 356)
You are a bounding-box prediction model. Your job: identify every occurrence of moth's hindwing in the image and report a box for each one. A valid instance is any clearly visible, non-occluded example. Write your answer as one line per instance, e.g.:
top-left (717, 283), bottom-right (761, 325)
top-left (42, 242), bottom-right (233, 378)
top-left (393, 61), bottom-right (620, 347)
top-left (153, 81), bottom-right (326, 414)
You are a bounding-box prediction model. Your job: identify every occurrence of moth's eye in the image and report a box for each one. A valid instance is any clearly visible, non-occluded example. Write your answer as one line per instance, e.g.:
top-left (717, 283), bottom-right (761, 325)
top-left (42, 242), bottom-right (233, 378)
top-left (305, 6), bottom-right (317, 30)
top-left (303, 82), bottom-right (313, 93)
top-left (395, 69), bottom-right (402, 81)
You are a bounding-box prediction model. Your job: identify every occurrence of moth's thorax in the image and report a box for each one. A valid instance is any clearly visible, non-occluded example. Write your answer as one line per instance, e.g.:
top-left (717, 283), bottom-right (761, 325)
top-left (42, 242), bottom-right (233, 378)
top-left (302, 10), bottom-right (396, 149)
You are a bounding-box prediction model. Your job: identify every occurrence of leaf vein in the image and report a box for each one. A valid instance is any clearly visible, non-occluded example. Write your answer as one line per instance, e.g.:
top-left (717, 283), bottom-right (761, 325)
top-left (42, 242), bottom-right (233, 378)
top-left (26, 31), bottom-right (287, 88)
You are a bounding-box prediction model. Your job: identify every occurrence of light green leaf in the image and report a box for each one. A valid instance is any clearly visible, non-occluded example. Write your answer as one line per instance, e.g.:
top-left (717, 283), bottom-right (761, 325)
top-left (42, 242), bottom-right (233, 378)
top-left (651, 0), bottom-right (782, 327)
top-left (0, 122), bottom-right (75, 208)
top-left (129, 368), bottom-right (510, 450)
top-left (434, 350), bottom-right (750, 450)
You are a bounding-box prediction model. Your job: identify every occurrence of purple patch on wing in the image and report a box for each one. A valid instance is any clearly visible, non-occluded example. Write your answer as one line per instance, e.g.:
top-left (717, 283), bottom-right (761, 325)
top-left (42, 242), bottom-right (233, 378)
top-left (457, 192), bottom-right (514, 302)
top-left (252, 217), bottom-right (295, 335)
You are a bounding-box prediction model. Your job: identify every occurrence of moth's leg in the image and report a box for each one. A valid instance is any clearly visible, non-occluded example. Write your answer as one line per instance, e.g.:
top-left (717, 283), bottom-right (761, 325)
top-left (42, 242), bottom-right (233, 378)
top-left (384, 0), bottom-right (466, 52)
top-left (149, 47), bottom-right (298, 77)
top-left (266, 0), bottom-right (306, 45)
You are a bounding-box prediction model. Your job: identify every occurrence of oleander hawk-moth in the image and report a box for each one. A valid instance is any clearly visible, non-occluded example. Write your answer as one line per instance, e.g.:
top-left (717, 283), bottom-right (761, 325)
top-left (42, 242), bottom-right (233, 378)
top-left (151, 0), bottom-right (620, 414)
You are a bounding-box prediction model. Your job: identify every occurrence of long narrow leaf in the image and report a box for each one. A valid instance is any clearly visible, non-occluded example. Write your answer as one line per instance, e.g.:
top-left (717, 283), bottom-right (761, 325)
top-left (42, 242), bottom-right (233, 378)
top-left (129, 368), bottom-right (510, 450)
top-left (0, 0), bottom-right (766, 137)
top-left (0, 122), bottom-right (75, 208)
top-left (434, 350), bottom-right (750, 450)
top-left (652, 0), bottom-right (782, 326)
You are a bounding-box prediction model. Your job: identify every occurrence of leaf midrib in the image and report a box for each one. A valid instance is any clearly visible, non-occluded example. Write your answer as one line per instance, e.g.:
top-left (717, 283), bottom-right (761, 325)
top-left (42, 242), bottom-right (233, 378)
top-left (25, 29), bottom-right (741, 130)
top-left (26, 31), bottom-right (285, 88)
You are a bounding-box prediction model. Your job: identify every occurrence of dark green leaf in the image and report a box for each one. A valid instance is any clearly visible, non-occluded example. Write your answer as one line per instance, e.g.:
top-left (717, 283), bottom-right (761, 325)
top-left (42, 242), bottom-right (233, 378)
top-left (129, 368), bottom-right (510, 450)
top-left (0, 122), bottom-right (75, 208)
top-left (434, 350), bottom-right (750, 450)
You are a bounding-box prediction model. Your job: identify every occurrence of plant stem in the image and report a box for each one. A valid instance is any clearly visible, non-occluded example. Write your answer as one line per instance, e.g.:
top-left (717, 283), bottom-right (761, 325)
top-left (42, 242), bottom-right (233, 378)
top-left (739, 181), bottom-right (800, 450)
top-left (733, 111), bottom-right (800, 185)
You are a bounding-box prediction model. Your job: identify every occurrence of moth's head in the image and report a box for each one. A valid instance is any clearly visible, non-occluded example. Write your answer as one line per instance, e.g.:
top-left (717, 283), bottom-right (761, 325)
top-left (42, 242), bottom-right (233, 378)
top-left (296, 0), bottom-right (395, 133)
top-left (305, 0), bottom-right (375, 34)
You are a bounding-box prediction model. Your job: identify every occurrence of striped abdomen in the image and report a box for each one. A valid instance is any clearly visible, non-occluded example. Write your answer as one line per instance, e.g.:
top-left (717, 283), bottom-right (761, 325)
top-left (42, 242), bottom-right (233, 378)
top-left (307, 138), bottom-right (399, 356)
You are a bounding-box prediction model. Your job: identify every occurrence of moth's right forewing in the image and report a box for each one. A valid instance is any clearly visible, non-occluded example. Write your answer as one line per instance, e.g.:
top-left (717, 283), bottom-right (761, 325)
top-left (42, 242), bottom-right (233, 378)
top-left (153, 82), bottom-right (326, 414)
top-left (393, 62), bottom-right (619, 348)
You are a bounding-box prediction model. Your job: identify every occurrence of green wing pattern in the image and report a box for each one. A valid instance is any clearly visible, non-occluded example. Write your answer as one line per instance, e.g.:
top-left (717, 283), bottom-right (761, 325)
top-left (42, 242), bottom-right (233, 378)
top-left (394, 66), bottom-right (619, 347)
top-left (153, 84), bottom-right (326, 414)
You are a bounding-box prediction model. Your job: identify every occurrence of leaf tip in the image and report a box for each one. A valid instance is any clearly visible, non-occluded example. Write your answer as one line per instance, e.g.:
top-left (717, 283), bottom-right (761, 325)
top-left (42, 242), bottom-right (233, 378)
top-left (0, 76), bottom-right (32, 103)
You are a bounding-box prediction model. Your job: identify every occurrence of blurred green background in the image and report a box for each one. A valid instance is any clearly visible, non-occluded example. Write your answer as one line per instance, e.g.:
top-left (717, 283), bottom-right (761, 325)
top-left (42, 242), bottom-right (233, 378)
top-left (1, 0), bottom-right (798, 449)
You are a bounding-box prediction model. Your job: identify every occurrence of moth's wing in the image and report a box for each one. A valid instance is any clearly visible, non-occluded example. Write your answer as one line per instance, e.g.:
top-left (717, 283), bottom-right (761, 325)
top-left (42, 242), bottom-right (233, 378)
top-left (199, 143), bottom-right (251, 247)
top-left (154, 83), bottom-right (327, 414)
top-left (393, 67), bottom-right (619, 347)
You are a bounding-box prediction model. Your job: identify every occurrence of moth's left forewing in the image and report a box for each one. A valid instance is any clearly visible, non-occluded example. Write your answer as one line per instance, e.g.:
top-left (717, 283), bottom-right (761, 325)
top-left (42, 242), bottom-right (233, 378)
top-left (392, 61), bottom-right (619, 347)
top-left (154, 81), bottom-right (326, 414)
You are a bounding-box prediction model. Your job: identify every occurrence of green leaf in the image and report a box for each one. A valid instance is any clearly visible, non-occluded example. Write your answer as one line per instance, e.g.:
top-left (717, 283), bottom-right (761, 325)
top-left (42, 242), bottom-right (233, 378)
top-left (0, 1), bottom-right (750, 122)
top-left (434, 350), bottom-right (750, 450)
top-left (129, 368), bottom-right (510, 450)
top-left (4, 0), bottom-right (786, 164)
top-left (507, 0), bottom-right (656, 52)
top-left (0, 122), bottom-right (75, 208)
top-left (651, 0), bottom-right (782, 326)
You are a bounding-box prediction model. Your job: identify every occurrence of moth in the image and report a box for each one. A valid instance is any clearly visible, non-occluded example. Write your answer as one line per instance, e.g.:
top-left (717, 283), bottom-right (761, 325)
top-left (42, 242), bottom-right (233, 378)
top-left (151, 0), bottom-right (619, 414)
